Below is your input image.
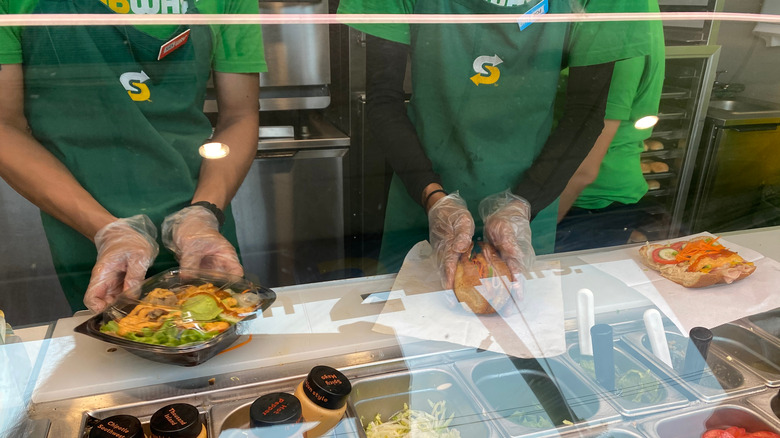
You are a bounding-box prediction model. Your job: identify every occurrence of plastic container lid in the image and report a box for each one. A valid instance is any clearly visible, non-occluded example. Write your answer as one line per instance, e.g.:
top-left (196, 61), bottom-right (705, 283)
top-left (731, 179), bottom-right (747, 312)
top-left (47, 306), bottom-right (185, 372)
top-left (89, 415), bottom-right (144, 438)
top-left (250, 392), bottom-right (303, 427)
top-left (299, 365), bottom-right (352, 410)
top-left (150, 403), bottom-right (203, 438)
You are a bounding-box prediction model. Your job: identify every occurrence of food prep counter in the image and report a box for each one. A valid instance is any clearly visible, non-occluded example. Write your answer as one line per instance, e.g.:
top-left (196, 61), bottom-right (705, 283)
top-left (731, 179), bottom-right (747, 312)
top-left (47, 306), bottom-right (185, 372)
top-left (4, 226), bottom-right (780, 438)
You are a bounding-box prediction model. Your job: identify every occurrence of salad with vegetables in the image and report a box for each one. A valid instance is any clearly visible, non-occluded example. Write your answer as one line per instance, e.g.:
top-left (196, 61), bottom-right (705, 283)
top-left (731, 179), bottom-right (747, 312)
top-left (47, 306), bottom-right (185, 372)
top-left (99, 283), bottom-right (260, 347)
top-left (364, 400), bottom-right (461, 438)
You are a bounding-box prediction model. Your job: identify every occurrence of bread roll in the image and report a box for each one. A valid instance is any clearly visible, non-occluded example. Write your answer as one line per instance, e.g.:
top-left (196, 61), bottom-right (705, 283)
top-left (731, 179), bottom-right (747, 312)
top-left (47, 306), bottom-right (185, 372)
top-left (641, 161), bottom-right (652, 174)
top-left (650, 161), bottom-right (669, 173)
top-left (647, 179), bottom-right (660, 190)
top-left (453, 243), bottom-right (513, 314)
top-left (645, 139), bottom-right (664, 151)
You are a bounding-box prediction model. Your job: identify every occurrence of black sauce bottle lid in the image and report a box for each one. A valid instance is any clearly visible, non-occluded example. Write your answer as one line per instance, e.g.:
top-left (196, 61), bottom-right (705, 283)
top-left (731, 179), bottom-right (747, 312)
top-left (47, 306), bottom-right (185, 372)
top-left (89, 415), bottom-right (144, 438)
top-left (300, 365), bottom-right (352, 410)
top-left (149, 403), bottom-right (202, 438)
top-left (250, 392), bottom-right (303, 427)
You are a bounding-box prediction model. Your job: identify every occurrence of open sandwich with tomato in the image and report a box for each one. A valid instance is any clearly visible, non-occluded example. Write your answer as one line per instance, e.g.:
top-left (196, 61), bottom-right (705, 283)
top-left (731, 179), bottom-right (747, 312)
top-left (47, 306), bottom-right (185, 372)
top-left (453, 242), bottom-right (515, 314)
top-left (98, 268), bottom-right (268, 348)
top-left (639, 236), bottom-right (756, 288)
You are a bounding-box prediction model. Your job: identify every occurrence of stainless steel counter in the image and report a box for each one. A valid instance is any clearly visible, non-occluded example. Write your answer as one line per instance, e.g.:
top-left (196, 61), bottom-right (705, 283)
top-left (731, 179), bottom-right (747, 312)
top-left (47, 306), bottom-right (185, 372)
top-left (4, 226), bottom-right (780, 437)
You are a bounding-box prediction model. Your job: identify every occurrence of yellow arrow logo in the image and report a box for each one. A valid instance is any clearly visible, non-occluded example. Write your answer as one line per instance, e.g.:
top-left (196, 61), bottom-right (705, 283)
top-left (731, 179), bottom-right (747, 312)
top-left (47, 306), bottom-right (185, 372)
top-left (127, 82), bottom-right (151, 102)
top-left (120, 71), bottom-right (151, 102)
top-left (470, 65), bottom-right (501, 86)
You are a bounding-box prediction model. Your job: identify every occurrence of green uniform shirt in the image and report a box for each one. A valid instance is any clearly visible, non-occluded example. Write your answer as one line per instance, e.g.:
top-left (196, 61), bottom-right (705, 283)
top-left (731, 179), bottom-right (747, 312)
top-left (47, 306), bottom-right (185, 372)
top-left (0, 0), bottom-right (267, 73)
top-left (574, 7), bottom-right (665, 210)
top-left (338, 0), bottom-right (654, 271)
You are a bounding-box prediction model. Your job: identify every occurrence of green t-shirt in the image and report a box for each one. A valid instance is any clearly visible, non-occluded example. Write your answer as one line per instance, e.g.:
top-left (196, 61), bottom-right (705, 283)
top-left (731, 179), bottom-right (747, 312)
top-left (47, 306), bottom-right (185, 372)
top-left (338, 0), bottom-right (654, 67)
top-left (574, 8), bottom-right (665, 209)
top-left (0, 0), bottom-right (267, 73)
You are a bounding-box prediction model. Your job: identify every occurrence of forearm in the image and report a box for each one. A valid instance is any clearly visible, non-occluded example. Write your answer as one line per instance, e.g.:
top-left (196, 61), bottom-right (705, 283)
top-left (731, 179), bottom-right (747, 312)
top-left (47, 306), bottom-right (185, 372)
top-left (366, 34), bottom-right (441, 209)
top-left (557, 119), bottom-right (620, 221)
top-left (193, 72), bottom-right (259, 209)
top-left (0, 64), bottom-right (115, 239)
top-left (514, 62), bottom-right (615, 219)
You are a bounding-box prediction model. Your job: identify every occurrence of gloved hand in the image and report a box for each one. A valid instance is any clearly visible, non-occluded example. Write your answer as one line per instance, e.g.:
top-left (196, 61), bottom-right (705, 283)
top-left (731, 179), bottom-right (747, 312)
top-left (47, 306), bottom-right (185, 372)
top-left (428, 192), bottom-right (475, 290)
top-left (85, 215), bottom-right (159, 313)
top-left (479, 189), bottom-right (536, 276)
top-left (162, 205), bottom-right (243, 276)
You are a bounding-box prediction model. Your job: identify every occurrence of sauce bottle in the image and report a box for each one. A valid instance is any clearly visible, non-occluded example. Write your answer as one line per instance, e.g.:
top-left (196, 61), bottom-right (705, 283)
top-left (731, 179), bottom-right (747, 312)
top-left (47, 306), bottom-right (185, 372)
top-left (293, 365), bottom-right (352, 438)
top-left (89, 415), bottom-right (144, 438)
top-left (249, 392), bottom-right (303, 437)
top-left (150, 403), bottom-right (207, 438)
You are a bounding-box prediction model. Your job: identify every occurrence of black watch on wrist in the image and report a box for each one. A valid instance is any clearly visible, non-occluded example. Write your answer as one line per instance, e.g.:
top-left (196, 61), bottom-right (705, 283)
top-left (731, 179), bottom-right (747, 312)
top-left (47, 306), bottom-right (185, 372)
top-left (191, 201), bottom-right (225, 227)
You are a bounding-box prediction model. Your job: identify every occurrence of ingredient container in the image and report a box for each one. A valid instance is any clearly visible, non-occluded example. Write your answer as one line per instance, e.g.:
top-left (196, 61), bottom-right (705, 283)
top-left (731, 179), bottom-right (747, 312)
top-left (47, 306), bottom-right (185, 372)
top-left (710, 324), bottom-right (780, 386)
top-left (349, 366), bottom-right (496, 438)
top-left (622, 331), bottom-right (765, 402)
top-left (565, 343), bottom-right (689, 417)
top-left (454, 352), bottom-right (621, 437)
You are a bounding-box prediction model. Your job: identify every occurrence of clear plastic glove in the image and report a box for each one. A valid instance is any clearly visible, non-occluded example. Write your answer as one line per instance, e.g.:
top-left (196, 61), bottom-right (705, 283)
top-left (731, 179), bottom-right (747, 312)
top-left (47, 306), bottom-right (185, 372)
top-left (85, 215), bottom-right (159, 313)
top-left (479, 189), bottom-right (536, 275)
top-left (162, 205), bottom-right (243, 276)
top-left (428, 192), bottom-right (476, 290)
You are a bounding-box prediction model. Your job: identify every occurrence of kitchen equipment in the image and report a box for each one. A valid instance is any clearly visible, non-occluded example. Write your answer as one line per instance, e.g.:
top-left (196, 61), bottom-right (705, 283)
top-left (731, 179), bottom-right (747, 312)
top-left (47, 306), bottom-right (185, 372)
top-left (349, 366), bottom-right (495, 437)
top-left (622, 330), bottom-right (766, 402)
top-left (687, 98), bottom-right (780, 233)
top-left (201, 0), bottom-right (331, 114)
top-left (454, 352), bottom-right (619, 436)
top-left (559, 45), bottom-right (721, 241)
top-left (206, 0), bottom-right (354, 289)
top-left (659, 0), bottom-right (723, 46)
top-left (257, 0), bottom-right (331, 111)
top-left (566, 342), bottom-right (690, 417)
top-left (748, 308), bottom-right (780, 339)
top-left (645, 45), bottom-right (721, 237)
top-left (645, 404), bottom-right (780, 438)
top-left (709, 324), bottom-right (780, 387)
top-left (231, 115), bottom-right (350, 289)
top-left (32, 275), bottom-right (400, 405)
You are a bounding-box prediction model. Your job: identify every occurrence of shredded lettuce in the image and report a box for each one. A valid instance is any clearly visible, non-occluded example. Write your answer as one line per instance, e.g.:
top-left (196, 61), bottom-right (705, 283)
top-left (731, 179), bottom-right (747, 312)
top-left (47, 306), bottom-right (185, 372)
top-left (364, 400), bottom-right (462, 438)
top-left (507, 407), bottom-right (555, 429)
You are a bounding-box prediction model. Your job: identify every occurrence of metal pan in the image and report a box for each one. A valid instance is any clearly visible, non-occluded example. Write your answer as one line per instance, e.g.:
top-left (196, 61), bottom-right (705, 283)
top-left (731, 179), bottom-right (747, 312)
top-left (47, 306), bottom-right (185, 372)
top-left (640, 404), bottom-right (780, 438)
top-left (348, 365), bottom-right (499, 438)
top-left (563, 342), bottom-right (689, 417)
top-left (622, 331), bottom-right (766, 403)
top-left (453, 352), bottom-right (621, 438)
top-left (710, 324), bottom-right (780, 387)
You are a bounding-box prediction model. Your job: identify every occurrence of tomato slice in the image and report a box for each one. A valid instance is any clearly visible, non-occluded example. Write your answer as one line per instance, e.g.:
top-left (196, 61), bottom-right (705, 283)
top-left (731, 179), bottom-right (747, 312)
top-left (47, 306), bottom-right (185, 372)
top-left (725, 427), bottom-right (747, 437)
top-left (702, 430), bottom-right (736, 438)
top-left (670, 241), bottom-right (685, 251)
top-left (652, 247), bottom-right (679, 264)
top-left (745, 431), bottom-right (780, 438)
